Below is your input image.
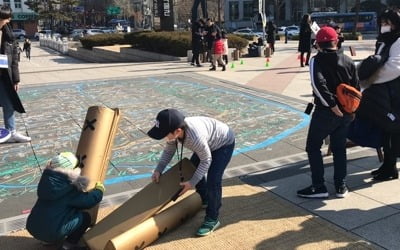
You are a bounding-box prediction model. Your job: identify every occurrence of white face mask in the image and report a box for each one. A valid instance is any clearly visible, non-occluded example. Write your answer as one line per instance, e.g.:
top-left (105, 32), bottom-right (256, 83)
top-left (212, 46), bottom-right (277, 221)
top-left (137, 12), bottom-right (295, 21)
top-left (381, 25), bottom-right (391, 33)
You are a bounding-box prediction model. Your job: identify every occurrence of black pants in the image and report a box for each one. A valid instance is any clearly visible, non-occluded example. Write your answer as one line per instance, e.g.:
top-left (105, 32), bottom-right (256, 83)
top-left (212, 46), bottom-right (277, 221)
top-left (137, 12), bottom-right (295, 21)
top-left (222, 55), bottom-right (228, 64)
top-left (382, 132), bottom-right (400, 167)
top-left (66, 212), bottom-right (91, 244)
top-left (300, 51), bottom-right (311, 66)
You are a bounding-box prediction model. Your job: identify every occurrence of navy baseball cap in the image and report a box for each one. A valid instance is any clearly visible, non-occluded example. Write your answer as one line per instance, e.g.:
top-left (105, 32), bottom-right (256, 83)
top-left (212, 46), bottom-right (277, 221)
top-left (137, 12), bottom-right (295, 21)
top-left (147, 109), bottom-right (185, 140)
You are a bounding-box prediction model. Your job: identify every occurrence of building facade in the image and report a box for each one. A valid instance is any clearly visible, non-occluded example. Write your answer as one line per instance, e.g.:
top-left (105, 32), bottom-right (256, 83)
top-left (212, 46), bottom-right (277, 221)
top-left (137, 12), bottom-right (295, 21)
top-left (0, 0), bottom-right (37, 36)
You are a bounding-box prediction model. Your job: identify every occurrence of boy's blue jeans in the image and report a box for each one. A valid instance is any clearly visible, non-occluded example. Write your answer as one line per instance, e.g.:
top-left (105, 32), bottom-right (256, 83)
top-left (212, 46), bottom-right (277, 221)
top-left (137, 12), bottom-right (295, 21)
top-left (0, 80), bottom-right (16, 131)
top-left (190, 140), bottom-right (235, 221)
top-left (306, 108), bottom-right (352, 188)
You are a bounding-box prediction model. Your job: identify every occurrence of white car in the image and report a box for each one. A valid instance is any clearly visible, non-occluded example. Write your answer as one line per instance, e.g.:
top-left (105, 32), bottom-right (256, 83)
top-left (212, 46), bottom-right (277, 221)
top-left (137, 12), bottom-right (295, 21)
top-left (233, 28), bottom-right (264, 37)
top-left (285, 26), bottom-right (300, 38)
top-left (83, 29), bottom-right (104, 36)
top-left (277, 26), bottom-right (286, 36)
top-left (12, 29), bottom-right (26, 39)
top-left (70, 29), bottom-right (84, 40)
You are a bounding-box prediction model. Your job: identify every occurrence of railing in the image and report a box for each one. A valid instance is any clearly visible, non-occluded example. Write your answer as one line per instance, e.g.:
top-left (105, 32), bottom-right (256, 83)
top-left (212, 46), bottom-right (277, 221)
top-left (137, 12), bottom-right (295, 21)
top-left (38, 34), bottom-right (69, 55)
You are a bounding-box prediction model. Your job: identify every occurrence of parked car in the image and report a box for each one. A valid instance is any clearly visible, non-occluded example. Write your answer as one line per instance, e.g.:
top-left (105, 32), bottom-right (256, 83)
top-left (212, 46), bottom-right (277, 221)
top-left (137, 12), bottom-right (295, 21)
top-left (233, 28), bottom-right (264, 38)
top-left (34, 30), bottom-right (61, 40)
top-left (83, 29), bottom-right (104, 36)
top-left (285, 25), bottom-right (300, 38)
top-left (99, 27), bottom-right (116, 33)
top-left (12, 29), bottom-right (26, 39)
top-left (277, 26), bottom-right (286, 36)
top-left (70, 29), bottom-right (84, 40)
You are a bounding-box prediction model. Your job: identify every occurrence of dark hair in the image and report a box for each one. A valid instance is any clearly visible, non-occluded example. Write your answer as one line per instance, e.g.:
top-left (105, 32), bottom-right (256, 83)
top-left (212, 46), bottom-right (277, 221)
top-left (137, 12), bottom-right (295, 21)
top-left (301, 14), bottom-right (311, 25)
top-left (0, 5), bottom-right (12, 20)
top-left (378, 9), bottom-right (400, 31)
top-left (317, 41), bottom-right (336, 49)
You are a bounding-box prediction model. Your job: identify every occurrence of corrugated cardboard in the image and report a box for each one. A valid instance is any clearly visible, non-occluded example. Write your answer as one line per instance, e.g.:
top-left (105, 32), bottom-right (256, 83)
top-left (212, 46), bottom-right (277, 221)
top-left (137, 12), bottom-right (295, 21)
top-left (84, 158), bottom-right (196, 250)
top-left (76, 106), bottom-right (120, 223)
top-left (104, 192), bottom-right (202, 250)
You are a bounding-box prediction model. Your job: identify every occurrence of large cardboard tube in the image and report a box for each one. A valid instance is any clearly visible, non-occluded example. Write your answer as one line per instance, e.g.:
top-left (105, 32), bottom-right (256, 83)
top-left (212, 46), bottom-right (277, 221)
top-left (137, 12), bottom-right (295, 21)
top-left (84, 158), bottom-right (196, 250)
top-left (76, 106), bottom-right (120, 223)
top-left (105, 192), bottom-right (202, 250)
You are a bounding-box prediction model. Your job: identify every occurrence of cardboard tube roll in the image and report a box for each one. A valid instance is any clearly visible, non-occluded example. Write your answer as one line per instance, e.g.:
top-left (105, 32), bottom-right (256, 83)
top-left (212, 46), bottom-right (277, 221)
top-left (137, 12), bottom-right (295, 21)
top-left (84, 158), bottom-right (196, 250)
top-left (77, 106), bottom-right (120, 185)
top-left (105, 192), bottom-right (202, 250)
top-left (76, 106), bottom-right (120, 223)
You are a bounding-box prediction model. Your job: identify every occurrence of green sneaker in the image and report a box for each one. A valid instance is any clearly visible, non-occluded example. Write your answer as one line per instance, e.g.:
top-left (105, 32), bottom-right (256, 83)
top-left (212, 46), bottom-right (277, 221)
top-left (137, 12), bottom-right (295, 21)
top-left (196, 218), bottom-right (220, 236)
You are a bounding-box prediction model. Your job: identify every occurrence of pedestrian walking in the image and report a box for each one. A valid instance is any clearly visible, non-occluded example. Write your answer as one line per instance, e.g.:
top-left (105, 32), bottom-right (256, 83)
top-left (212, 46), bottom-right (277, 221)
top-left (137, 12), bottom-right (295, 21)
top-left (297, 27), bottom-right (359, 199)
top-left (148, 109), bottom-right (235, 236)
top-left (23, 38), bottom-right (31, 60)
top-left (0, 5), bottom-right (31, 143)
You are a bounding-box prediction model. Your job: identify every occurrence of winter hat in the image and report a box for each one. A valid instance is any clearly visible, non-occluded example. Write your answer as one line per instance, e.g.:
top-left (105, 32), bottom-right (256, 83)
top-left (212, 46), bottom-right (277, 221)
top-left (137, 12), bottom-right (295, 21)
top-left (147, 109), bottom-right (185, 140)
top-left (316, 26), bottom-right (338, 43)
top-left (48, 152), bottom-right (78, 169)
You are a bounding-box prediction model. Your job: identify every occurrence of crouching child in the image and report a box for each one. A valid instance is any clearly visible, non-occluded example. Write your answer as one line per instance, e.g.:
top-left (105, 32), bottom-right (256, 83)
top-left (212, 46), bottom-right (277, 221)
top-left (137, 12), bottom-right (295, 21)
top-left (26, 152), bottom-right (105, 250)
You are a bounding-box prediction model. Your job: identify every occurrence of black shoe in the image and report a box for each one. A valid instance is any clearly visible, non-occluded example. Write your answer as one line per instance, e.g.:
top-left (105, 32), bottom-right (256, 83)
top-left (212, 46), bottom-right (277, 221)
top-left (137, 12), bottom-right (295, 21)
top-left (371, 164), bottom-right (387, 176)
top-left (196, 64), bottom-right (203, 67)
top-left (300, 64), bottom-right (304, 67)
top-left (190, 62), bottom-right (195, 66)
top-left (373, 170), bottom-right (398, 181)
top-left (222, 65), bottom-right (226, 71)
top-left (335, 185), bottom-right (349, 198)
top-left (209, 67), bottom-right (216, 71)
top-left (297, 185), bottom-right (328, 198)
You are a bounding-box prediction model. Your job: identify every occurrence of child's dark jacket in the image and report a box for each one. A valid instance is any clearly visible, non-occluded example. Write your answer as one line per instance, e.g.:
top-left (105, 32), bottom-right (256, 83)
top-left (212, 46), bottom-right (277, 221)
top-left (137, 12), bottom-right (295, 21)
top-left (26, 168), bottom-right (103, 243)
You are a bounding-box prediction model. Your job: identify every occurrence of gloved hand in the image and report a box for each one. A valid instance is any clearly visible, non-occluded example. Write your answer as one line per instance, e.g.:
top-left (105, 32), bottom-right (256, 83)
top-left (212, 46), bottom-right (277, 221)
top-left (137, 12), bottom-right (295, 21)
top-left (95, 182), bottom-right (105, 193)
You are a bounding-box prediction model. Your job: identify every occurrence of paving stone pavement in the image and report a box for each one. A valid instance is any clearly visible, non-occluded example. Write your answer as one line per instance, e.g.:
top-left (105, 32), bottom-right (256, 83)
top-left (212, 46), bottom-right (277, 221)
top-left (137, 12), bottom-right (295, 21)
top-left (0, 39), bottom-right (399, 250)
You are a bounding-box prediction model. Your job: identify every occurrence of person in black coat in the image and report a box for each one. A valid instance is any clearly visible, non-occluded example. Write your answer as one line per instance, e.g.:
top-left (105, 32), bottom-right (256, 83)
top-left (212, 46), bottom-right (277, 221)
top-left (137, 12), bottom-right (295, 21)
top-left (298, 14), bottom-right (312, 67)
top-left (23, 38), bottom-right (31, 60)
top-left (191, 19), bottom-right (205, 67)
top-left (0, 5), bottom-right (31, 143)
top-left (266, 20), bottom-right (276, 54)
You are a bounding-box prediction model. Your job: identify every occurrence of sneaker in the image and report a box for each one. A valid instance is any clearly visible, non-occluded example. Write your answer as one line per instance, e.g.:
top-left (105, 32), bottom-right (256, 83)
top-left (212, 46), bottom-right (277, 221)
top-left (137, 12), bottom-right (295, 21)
top-left (297, 185), bottom-right (328, 198)
top-left (0, 128), bottom-right (11, 143)
top-left (196, 217), bottom-right (220, 236)
top-left (335, 185), bottom-right (349, 198)
top-left (209, 67), bottom-right (216, 71)
top-left (7, 131), bottom-right (31, 143)
top-left (190, 62), bottom-right (195, 66)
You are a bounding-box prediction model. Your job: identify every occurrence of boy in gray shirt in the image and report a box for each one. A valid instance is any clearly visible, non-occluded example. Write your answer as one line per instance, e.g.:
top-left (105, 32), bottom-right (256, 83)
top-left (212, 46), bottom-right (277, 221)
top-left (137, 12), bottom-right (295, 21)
top-left (148, 108), bottom-right (235, 236)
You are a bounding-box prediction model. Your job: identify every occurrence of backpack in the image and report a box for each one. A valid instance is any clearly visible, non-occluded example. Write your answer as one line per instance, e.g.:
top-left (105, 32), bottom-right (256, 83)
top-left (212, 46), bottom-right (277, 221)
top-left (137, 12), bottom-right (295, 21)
top-left (336, 83), bottom-right (362, 114)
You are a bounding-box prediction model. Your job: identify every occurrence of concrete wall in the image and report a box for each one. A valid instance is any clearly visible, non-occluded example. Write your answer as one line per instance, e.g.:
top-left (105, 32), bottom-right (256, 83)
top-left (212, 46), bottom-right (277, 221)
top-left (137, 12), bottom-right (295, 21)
top-left (67, 46), bottom-right (185, 63)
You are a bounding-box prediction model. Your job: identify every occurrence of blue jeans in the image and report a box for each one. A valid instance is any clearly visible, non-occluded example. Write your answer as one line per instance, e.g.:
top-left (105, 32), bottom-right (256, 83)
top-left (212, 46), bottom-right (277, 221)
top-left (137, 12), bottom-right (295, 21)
top-left (190, 140), bottom-right (235, 220)
top-left (0, 80), bottom-right (16, 131)
top-left (306, 108), bottom-right (352, 188)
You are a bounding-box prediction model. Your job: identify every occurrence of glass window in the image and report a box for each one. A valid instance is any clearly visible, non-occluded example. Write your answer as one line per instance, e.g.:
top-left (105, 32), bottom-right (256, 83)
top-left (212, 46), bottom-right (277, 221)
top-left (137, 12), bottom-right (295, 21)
top-left (14, 0), bottom-right (22, 9)
top-left (3, 0), bottom-right (10, 6)
top-left (229, 1), bottom-right (239, 21)
top-left (243, 1), bottom-right (253, 21)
